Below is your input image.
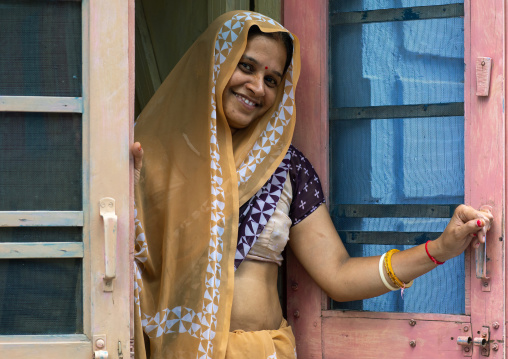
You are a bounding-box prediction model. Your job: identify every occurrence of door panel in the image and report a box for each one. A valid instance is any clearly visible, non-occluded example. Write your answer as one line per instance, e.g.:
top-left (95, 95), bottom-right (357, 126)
top-left (0, 0), bottom-right (133, 357)
top-left (284, 0), bottom-right (505, 357)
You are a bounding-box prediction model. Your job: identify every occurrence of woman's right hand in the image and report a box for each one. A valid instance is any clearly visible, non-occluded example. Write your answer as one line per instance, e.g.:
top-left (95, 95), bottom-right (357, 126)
top-left (131, 142), bottom-right (143, 185)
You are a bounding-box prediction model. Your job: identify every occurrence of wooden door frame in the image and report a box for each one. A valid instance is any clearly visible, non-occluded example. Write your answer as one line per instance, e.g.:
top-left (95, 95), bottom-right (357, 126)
top-left (465, 0), bottom-right (506, 355)
top-left (283, 1), bottom-right (328, 357)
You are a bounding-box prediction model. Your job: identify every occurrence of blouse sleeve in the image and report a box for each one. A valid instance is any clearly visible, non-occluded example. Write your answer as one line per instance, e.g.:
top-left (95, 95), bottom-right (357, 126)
top-left (288, 145), bottom-right (326, 226)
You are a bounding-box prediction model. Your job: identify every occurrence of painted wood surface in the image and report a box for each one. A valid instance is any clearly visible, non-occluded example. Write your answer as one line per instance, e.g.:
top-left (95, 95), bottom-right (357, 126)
top-left (323, 310), bottom-right (470, 323)
top-left (283, 0), bottom-right (328, 357)
top-left (322, 316), bottom-right (470, 358)
top-left (88, 0), bottom-right (132, 357)
top-left (0, 211), bottom-right (83, 226)
top-left (129, 0), bottom-right (136, 357)
top-left (0, 335), bottom-right (91, 358)
top-left (464, 0), bottom-right (506, 357)
top-left (0, 242), bottom-right (83, 259)
top-left (0, 96), bottom-right (82, 113)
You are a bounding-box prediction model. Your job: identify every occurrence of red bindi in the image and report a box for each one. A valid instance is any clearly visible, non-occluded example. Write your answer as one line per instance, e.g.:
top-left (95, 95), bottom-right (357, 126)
top-left (265, 66), bottom-right (268, 69)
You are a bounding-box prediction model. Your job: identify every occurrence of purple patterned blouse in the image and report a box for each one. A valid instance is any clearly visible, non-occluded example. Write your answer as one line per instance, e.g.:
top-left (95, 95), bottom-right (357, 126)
top-left (234, 145), bottom-right (325, 269)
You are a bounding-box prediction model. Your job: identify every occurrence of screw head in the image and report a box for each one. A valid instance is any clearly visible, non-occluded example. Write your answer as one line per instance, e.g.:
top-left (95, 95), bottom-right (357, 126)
top-left (291, 283), bottom-right (298, 291)
top-left (492, 321), bottom-right (500, 329)
top-left (96, 338), bottom-right (105, 349)
top-left (464, 347), bottom-right (470, 353)
top-left (463, 326), bottom-right (469, 332)
top-left (293, 310), bottom-right (300, 318)
top-left (409, 340), bottom-right (416, 348)
top-left (409, 319), bottom-right (416, 326)
top-left (493, 343), bottom-right (499, 351)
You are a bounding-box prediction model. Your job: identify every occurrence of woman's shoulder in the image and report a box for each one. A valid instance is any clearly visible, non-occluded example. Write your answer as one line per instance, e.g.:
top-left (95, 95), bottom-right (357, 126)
top-left (286, 144), bottom-right (325, 226)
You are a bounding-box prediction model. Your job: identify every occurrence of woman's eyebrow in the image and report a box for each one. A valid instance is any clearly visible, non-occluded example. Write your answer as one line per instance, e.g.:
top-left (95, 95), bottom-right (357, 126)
top-left (242, 55), bottom-right (283, 79)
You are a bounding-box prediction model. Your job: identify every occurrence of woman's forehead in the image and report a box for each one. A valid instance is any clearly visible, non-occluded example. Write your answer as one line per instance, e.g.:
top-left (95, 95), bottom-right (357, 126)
top-left (241, 35), bottom-right (287, 73)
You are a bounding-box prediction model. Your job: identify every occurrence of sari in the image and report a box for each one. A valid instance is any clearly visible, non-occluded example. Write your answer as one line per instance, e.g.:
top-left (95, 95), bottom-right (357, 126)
top-left (133, 11), bottom-right (301, 359)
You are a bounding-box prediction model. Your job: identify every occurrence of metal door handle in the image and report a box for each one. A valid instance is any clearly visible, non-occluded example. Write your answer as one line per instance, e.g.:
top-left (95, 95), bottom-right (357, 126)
top-left (475, 239), bottom-right (489, 281)
top-left (100, 197), bottom-right (117, 290)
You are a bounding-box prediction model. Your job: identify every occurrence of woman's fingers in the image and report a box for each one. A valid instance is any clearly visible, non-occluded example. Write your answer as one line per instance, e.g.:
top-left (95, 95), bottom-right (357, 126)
top-left (131, 142), bottom-right (143, 184)
top-left (455, 205), bottom-right (493, 246)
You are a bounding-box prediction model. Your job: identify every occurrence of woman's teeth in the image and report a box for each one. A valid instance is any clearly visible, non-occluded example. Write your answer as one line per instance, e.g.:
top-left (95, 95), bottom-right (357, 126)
top-left (235, 94), bottom-right (256, 106)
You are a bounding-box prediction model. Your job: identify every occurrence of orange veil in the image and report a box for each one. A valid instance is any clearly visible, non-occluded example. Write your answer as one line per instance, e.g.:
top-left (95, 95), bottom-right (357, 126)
top-left (133, 11), bottom-right (300, 358)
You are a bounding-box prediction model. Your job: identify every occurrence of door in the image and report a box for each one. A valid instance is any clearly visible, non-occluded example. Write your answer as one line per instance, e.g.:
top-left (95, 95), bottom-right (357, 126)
top-left (0, 0), bottom-right (133, 357)
top-left (284, 0), bottom-right (505, 357)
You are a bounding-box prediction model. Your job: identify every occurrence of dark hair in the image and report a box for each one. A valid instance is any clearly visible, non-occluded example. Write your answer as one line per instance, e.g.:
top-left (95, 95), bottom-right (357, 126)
top-left (247, 26), bottom-right (293, 74)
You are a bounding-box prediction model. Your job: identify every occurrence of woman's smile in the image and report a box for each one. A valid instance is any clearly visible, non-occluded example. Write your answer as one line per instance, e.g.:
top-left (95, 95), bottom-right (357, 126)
top-left (234, 92), bottom-right (259, 108)
top-left (222, 34), bottom-right (287, 132)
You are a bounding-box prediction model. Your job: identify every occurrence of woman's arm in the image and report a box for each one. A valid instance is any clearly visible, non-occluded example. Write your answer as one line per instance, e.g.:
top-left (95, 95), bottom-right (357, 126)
top-left (288, 204), bottom-right (492, 302)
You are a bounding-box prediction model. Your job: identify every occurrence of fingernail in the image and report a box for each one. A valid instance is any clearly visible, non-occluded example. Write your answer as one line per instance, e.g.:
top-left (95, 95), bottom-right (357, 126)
top-left (475, 241), bottom-right (480, 248)
top-left (477, 219), bottom-right (483, 227)
top-left (138, 146), bottom-right (142, 151)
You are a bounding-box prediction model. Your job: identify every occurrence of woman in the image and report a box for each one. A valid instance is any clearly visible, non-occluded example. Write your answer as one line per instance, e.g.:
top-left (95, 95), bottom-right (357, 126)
top-left (132, 11), bottom-right (492, 359)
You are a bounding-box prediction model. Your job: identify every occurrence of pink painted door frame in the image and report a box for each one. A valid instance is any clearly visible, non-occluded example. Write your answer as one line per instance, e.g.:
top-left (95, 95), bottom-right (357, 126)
top-left (465, 0), bottom-right (505, 356)
top-left (283, 0), bottom-right (506, 357)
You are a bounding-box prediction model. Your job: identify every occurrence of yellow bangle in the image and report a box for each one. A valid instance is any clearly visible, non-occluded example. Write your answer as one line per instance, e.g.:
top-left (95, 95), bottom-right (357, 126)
top-left (384, 249), bottom-right (414, 289)
top-left (379, 253), bottom-right (398, 291)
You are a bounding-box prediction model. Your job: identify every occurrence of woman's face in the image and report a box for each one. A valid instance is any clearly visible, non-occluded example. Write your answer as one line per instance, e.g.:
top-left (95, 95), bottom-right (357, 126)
top-left (222, 34), bottom-right (287, 132)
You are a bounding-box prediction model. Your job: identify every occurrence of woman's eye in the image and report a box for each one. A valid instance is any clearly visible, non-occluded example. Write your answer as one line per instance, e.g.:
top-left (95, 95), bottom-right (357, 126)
top-left (265, 77), bottom-right (278, 87)
top-left (239, 62), bottom-right (253, 72)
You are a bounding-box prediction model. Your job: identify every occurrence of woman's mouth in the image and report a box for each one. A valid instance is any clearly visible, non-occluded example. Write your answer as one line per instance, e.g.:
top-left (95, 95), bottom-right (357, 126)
top-left (234, 93), bottom-right (258, 107)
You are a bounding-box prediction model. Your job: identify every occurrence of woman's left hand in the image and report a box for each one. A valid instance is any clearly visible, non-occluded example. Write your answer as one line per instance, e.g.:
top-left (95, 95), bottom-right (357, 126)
top-left (431, 204), bottom-right (493, 262)
top-left (131, 142), bottom-right (143, 185)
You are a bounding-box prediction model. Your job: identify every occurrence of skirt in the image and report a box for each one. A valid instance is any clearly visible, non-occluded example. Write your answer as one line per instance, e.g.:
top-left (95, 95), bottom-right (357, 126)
top-left (225, 318), bottom-right (297, 358)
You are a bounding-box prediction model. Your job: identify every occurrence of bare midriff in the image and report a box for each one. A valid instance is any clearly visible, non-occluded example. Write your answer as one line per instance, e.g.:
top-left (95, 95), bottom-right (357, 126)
top-left (229, 260), bottom-right (282, 332)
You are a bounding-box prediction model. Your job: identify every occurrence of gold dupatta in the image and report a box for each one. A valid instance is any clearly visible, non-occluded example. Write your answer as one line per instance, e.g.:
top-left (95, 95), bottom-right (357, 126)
top-left (133, 11), bottom-right (301, 359)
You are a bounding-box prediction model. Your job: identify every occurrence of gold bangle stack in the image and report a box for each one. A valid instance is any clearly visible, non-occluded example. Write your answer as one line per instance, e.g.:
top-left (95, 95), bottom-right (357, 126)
top-left (383, 249), bottom-right (414, 289)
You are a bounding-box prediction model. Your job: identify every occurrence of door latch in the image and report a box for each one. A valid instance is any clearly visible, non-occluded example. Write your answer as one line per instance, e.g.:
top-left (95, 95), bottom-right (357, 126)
top-left (473, 326), bottom-right (490, 357)
top-left (476, 57), bottom-right (492, 96)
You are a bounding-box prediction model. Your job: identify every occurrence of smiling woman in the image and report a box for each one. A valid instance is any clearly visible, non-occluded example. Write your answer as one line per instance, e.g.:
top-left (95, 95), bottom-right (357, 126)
top-left (133, 11), bottom-right (303, 359)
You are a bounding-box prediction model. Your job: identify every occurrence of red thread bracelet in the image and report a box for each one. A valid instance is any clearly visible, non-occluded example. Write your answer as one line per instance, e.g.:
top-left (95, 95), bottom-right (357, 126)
top-left (425, 240), bottom-right (445, 265)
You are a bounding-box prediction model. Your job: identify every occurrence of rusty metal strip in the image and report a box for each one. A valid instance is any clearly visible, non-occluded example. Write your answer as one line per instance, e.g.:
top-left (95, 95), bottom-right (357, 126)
top-left (331, 4), bottom-right (464, 25)
top-left (330, 204), bottom-right (459, 218)
top-left (330, 102), bottom-right (464, 121)
top-left (337, 231), bottom-right (441, 245)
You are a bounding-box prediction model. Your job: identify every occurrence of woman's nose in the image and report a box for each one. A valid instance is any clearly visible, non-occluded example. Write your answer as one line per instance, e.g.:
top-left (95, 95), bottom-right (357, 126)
top-left (247, 74), bottom-right (265, 96)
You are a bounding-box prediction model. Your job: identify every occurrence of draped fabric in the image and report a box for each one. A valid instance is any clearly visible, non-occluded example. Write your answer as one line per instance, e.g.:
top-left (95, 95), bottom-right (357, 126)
top-left (133, 11), bottom-right (301, 359)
